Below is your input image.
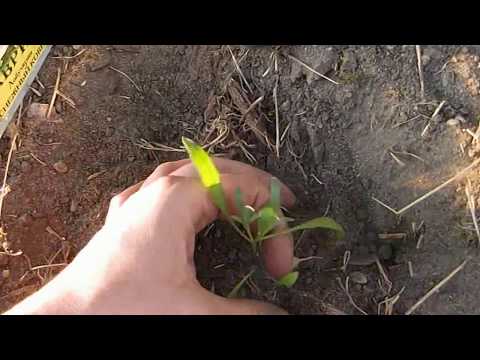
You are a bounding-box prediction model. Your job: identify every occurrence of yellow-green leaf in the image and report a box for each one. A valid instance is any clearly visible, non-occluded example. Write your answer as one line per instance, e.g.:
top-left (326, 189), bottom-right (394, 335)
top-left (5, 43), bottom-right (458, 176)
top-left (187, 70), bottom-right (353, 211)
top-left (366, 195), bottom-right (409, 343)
top-left (277, 271), bottom-right (299, 288)
top-left (182, 137), bottom-right (220, 187)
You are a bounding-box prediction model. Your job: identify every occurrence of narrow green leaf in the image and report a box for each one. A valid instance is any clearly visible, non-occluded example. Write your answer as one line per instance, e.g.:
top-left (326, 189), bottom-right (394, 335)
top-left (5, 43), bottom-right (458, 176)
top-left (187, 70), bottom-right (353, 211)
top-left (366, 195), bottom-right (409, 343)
top-left (209, 183), bottom-right (228, 215)
top-left (234, 188), bottom-right (254, 224)
top-left (270, 177), bottom-right (281, 213)
top-left (277, 271), bottom-right (299, 288)
top-left (256, 206), bottom-right (280, 239)
top-left (227, 269), bottom-right (255, 298)
top-left (181, 137), bottom-right (220, 187)
top-left (234, 188), bottom-right (244, 218)
top-left (289, 217), bottom-right (345, 240)
top-left (181, 137), bottom-right (228, 215)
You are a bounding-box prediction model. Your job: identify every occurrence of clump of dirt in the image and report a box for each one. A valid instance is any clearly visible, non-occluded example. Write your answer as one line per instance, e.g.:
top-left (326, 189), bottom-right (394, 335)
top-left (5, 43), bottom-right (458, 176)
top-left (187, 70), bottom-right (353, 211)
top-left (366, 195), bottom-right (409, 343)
top-left (2, 45), bottom-right (480, 314)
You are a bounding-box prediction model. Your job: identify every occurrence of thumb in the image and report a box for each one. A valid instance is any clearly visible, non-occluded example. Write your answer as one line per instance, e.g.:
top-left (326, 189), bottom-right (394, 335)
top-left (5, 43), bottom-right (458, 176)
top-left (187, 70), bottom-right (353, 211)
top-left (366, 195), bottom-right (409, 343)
top-left (220, 298), bottom-right (289, 315)
top-left (191, 284), bottom-right (288, 315)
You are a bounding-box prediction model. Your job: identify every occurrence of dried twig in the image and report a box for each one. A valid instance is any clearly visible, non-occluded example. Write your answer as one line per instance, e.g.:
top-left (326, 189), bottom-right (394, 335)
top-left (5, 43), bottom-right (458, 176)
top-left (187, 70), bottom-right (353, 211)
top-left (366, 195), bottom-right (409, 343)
top-left (415, 45), bottom-right (425, 100)
top-left (135, 138), bottom-right (183, 152)
top-left (288, 54), bottom-right (340, 85)
top-left (56, 90), bottom-right (76, 108)
top-left (373, 157), bottom-right (480, 216)
top-left (29, 87), bottom-right (42, 97)
top-left (378, 233), bottom-right (406, 240)
top-left (47, 68), bottom-right (61, 119)
top-left (390, 151), bottom-right (406, 167)
top-left (408, 261), bottom-right (415, 278)
top-left (392, 114), bottom-right (421, 129)
top-left (273, 78), bottom-right (280, 158)
top-left (337, 277), bottom-right (368, 315)
top-left (421, 100), bottom-right (446, 137)
top-left (465, 178), bottom-right (480, 245)
top-left (311, 173), bottom-right (325, 186)
top-left (109, 66), bottom-right (142, 92)
top-left (87, 170), bottom-right (107, 181)
top-left (227, 46), bottom-right (253, 94)
top-left (46, 226), bottom-right (66, 241)
top-left (376, 257), bottom-right (392, 294)
top-left (52, 48), bottom-right (87, 59)
top-left (30, 152), bottom-right (46, 166)
top-left (378, 286), bottom-right (405, 315)
top-left (0, 133), bottom-right (18, 218)
top-left (30, 263), bottom-right (67, 272)
top-left (405, 258), bottom-right (470, 315)
top-left (416, 233), bottom-right (425, 249)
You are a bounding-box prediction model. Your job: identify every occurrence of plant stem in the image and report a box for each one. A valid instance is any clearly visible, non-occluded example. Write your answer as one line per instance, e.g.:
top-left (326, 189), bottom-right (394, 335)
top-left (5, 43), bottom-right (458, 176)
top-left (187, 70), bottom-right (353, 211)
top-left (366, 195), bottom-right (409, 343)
top-left (228, 219), bottom-right (253, 243)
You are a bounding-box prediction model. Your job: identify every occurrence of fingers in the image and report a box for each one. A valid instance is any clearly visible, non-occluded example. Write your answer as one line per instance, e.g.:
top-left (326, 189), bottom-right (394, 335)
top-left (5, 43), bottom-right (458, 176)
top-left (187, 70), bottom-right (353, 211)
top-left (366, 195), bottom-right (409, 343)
top-left (106, 181), bottom-right (144, 224)
top-left (141, 159), bottom-right (192, 189)
top-left (172, 158), bottom-right (296, 207)
top-left (213, 174), bottom-right (294, 279)
top-left (261, 233), bottom-right (294, 279)
top-left (192, 285), bottom-right (288, 315)
top-left (220, 173), bottom-right (295, 213)
top-left (218, 298), bottom-right (288, 315)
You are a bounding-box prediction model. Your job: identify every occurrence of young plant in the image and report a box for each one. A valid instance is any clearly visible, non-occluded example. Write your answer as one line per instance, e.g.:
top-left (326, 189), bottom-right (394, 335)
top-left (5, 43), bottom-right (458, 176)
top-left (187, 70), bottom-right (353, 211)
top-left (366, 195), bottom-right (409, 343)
top-left (182, 137), bottom-right (345, 288)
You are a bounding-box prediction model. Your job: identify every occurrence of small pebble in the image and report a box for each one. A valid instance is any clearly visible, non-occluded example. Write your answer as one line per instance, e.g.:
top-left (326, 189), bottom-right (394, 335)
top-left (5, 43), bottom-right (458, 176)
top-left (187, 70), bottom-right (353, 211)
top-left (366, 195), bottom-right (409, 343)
top-left (280, 101), bottom-right (290, 112)
top-left (378, 243), bottom-right (393, 260)
top-left (127, 155), bottom-right (135, 162)
top-left (105, 127), bottom-right (115, 137)
top-left (2, 241), bottom-right (11, 251)
top-left (2, 269), bottom-right (9, 279)
top-left (72, 45), bottom-right (82, 50)
top-left (53, 161), bottom-right (68, 174)
top-left (446, 118), bottom-right (460, 127)
top-left (70, 199), bottom-right (79, 213)
top-left (421, 54), bottom-right (431, 65)
top-left (349, 271), bottom-right (368, 285)
top-left (455, 114), bottom-right (467, 123)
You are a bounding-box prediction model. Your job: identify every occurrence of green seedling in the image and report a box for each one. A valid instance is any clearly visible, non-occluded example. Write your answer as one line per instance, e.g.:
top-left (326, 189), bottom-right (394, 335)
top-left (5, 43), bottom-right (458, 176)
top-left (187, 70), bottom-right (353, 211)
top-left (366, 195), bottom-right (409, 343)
top-left (277, 271), bottom-right (299, 288)
top-left (181, 137), bottom-right (345, 288)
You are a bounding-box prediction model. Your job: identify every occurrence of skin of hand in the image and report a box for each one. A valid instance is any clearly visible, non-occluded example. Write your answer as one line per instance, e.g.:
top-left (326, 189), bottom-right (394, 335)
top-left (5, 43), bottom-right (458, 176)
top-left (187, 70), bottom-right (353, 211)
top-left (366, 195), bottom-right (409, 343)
top-left (5, 158), bottom-right (296, 315)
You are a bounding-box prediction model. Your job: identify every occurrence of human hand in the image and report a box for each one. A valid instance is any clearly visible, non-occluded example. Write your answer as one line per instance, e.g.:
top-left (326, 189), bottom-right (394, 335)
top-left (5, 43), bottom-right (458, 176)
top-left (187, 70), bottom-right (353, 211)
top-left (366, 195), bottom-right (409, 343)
top-left (6, 158), bottom-right (296, 315)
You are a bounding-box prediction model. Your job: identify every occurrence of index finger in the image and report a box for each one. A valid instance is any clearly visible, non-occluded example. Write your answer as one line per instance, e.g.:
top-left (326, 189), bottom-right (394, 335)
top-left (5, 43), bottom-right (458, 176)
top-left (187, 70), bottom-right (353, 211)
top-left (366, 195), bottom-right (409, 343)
top-left (171, 157), bottom-right (296, 207)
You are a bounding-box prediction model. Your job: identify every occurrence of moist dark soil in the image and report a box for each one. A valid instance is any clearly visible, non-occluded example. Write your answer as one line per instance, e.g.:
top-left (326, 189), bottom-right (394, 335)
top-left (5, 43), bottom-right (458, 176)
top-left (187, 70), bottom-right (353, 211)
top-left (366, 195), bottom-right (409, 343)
top-left (2, 45), bottom-right (480, 314)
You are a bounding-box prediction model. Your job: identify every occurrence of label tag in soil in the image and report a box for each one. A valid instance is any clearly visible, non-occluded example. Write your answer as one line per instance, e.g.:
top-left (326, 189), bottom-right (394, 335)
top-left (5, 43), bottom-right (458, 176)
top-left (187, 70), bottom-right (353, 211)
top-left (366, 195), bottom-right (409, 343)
top-left (0, 45), bottom-right (52, 137)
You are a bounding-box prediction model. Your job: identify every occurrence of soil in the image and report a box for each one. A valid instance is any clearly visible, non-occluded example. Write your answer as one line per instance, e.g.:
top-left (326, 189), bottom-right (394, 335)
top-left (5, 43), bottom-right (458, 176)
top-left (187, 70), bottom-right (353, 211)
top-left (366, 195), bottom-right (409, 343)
top-left (2, 45), bottom-right (480, 314)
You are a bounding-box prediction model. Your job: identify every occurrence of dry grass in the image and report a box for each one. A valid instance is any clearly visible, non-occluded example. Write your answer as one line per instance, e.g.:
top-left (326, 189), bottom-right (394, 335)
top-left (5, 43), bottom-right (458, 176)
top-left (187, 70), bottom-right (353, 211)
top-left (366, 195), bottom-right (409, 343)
top-left (337, 276), bottom-right (368, 315)
top-left (465, 178), bottom-right (480, 245)
top-left (47, 67), bottom-right (61, 119)
top-left (109, 66), bottom-right (142, 93)
top-left (288, 54), bottom-right (340, 85)
top-left (405, 258), bottom-right (470, 315)
top-left (415, 46), bottom-right (425, 101)
top-left (373, 157), bottom-right (480, 216)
